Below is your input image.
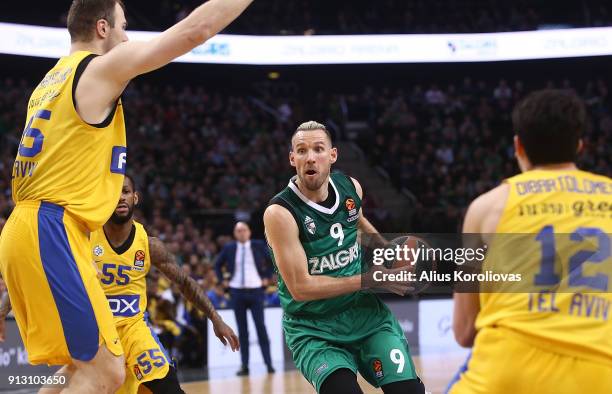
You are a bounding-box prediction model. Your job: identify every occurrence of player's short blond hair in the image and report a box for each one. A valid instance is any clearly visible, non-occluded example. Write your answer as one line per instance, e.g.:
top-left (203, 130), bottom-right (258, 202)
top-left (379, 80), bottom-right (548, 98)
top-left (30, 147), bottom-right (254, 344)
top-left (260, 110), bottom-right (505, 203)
top-left (292, 120), bottom-right (332, 146)
top-left (295, 120), bottom-right (327, 133)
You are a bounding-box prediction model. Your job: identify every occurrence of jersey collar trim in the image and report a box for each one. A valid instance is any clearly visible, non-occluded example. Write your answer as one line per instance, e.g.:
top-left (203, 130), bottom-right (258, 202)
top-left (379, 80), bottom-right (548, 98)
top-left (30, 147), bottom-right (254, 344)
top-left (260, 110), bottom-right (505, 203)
top-left (103, 224), bottom-right (136, 255)
top-left (288, 176), bottom-right (340, 214)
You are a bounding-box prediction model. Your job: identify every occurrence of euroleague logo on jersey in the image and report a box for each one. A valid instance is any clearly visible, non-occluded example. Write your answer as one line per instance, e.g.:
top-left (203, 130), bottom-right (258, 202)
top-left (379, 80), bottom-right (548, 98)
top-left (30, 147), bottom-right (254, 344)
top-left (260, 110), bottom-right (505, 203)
top-left (133, 365), bottom-right (143, 381)
top-left (345, 198), bottom-right (358, 222)
top-left (93, 245), bottom-right (104, 257)
top-left (372, 359), bottom-right (384, 379)
top-left (133, 250), bottom-right (145, 270)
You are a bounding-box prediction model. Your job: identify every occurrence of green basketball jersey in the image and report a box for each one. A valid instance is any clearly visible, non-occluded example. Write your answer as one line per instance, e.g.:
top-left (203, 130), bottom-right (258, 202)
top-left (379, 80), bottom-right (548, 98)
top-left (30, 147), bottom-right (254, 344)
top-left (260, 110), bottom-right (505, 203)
top-left (268, 171), bottom-right (363, 317)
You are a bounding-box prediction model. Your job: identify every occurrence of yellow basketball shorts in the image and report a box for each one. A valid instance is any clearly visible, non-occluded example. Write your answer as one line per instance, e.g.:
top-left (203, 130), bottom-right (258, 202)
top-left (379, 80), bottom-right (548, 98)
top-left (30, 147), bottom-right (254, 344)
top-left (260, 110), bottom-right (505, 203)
top-left (447, 327), bottom-right (612, 394)
top-left (116, 314), bottom-right (171, 394)
top-left (0, 201), bottom-right (122, 365)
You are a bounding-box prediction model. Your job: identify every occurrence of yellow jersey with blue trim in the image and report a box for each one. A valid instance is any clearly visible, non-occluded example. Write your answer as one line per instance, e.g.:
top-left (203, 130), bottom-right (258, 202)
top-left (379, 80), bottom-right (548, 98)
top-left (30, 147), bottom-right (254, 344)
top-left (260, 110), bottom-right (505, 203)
top-left (12, 51), bottom-right (126, 231)
top-left (91, 221), bottom-right (151, 327)
top-left (477, 169), bottom-right (612, 365)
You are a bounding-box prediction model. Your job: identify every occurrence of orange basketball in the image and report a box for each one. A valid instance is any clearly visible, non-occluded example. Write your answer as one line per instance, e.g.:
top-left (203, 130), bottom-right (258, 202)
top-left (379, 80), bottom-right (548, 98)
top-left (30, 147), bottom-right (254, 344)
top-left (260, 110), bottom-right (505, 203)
top-left (390, 236), bottom-right (421, 268)
top-left (386, 235), bottom-right (436, 294)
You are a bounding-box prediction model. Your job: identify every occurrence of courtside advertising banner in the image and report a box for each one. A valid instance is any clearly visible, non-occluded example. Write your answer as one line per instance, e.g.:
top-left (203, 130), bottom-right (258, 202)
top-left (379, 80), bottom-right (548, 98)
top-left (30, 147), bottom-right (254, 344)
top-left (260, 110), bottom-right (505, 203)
top-left (207, 308), bottom-right (284, 370)
top-left (1, 22), bottom-right (611, 64)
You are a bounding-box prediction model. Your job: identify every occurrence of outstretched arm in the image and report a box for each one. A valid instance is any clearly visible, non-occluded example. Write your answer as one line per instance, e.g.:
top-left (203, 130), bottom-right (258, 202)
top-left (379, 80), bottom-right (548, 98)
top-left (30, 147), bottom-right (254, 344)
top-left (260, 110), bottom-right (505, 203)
top-left (79, 0), bottom-right (253, 119)
top-left (92, 0), bottom-right (254, 84)
top-left (148, 237), bottom-right (239, 351)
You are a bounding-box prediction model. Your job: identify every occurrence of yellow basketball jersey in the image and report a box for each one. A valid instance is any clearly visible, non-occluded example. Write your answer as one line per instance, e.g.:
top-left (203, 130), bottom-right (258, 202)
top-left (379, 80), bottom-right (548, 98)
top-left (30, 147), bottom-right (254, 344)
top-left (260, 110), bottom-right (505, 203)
top-left (91, 221), bottom-right (151, 327)
top-left (477, 169), bottom-right (612, 365)
top-left (12, 51), bottom-right (126, 231)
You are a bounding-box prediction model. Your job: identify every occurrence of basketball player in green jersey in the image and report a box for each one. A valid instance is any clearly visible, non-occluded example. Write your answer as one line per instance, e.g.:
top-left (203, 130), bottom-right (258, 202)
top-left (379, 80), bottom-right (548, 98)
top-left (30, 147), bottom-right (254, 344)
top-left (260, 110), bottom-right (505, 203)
top-left (264, 121), bottom-right (425, 394)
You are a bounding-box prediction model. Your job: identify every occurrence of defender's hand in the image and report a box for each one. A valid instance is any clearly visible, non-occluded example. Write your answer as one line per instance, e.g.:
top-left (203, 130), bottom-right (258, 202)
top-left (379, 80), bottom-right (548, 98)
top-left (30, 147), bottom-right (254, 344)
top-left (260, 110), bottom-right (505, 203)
top-left (212, 316), bottom-right (240, 352)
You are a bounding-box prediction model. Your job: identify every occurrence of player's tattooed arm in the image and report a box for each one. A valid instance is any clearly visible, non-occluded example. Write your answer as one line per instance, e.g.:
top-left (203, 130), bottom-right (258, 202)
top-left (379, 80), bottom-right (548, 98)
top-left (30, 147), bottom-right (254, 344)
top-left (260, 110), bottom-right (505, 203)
top-left (149, 236), bottom-right (217, 319)
top-left (0, 290), bottom-right (12, 342)
top-left (148, 237), bottom-right (239, 351)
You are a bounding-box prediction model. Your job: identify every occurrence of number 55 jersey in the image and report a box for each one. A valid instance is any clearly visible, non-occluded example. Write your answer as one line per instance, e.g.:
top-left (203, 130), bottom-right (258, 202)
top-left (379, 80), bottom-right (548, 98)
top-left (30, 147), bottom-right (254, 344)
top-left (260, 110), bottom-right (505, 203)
top-left (92, 222), bottom-right (171, 393)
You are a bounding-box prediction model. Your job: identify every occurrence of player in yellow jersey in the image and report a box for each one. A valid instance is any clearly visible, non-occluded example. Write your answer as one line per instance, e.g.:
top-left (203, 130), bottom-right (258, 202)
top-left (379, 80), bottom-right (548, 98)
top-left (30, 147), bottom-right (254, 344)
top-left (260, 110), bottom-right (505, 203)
top-left (0, 0), bottom-right (252, 392)
top-left (448, 89), bottom-right (612, 394)
top-left (91, 175), bottom-right (238, 393)
top-left (0, 175), bottom-right (239, 393)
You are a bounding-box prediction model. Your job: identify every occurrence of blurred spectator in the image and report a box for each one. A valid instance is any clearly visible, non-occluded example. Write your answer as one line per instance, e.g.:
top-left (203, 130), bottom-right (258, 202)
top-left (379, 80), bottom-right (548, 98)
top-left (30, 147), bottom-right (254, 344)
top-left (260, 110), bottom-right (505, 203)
top-left (215, 222), bottom-right (275, 375)
top-left (207, 284), bottom-right (231, 309)
top-left (425, 85), bottom-right (446, 106)
top-left (494, 79), bottom-right (512, 100)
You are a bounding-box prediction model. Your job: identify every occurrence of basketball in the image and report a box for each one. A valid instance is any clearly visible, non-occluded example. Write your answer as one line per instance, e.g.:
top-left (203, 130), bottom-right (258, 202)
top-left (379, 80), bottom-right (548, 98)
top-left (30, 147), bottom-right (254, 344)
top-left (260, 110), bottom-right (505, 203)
top-left (1, 2), bottom-right (611, 393)
top-left (387, 235), bottom-right (422, 268)
top-left (385, 235), bottom-right (437, 294)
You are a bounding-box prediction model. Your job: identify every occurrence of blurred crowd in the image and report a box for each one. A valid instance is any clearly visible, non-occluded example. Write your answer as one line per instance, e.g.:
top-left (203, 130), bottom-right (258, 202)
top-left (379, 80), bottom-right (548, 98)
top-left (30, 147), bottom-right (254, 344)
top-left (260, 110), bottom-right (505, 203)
top-left (2, 72), bottom-right (610, 244)
top-left (1, 72), bottom-right (611, 365)
top-left (352, 77), bottom-right (611, 232)
top-left (4, 1), bottom-right (612, 35)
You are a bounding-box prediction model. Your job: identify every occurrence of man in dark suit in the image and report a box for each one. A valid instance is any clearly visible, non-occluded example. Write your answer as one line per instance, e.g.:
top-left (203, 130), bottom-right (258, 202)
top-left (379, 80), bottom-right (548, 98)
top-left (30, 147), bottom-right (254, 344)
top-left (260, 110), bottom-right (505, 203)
top-left (215, 222), bottom-right (275, 375)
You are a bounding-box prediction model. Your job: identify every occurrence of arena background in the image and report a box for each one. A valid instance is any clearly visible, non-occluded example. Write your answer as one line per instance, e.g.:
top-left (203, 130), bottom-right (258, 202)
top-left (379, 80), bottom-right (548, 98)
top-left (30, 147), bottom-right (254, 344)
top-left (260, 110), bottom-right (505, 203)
top-left (1, 1), bottom-right (611, 393)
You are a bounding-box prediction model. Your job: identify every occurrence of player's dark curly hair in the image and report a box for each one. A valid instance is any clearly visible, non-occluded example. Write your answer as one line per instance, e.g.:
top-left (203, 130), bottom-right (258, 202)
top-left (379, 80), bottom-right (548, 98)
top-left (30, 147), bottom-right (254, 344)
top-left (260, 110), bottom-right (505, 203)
top-left (512, 89), bottom-right (586, 166)
top-left (67, 0), bottom-right (125, 43)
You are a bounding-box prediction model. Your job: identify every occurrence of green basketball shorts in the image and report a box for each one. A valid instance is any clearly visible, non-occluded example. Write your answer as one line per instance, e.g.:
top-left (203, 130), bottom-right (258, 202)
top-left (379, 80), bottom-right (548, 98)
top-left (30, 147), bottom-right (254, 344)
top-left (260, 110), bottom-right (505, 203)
top-left (283, 293), bottom-right (419, 393)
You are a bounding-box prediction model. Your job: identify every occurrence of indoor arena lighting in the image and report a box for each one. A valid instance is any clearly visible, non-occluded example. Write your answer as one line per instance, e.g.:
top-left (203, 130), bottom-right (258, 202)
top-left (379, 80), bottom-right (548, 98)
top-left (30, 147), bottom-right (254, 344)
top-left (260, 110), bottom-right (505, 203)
top-left (1, 22), bottom-right (611, 64)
